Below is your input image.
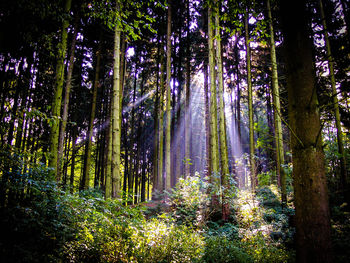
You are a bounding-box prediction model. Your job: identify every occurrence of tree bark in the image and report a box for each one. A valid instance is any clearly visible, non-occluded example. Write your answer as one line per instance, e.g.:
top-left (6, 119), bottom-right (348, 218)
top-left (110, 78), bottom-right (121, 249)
top-left (244, 6), bottom-right (256, 191)
top-left (49, 0), bottom-right (72, 178)
top-left (214, 3), bottom-right (230, 220)
top-left (319, 0), bottom-right (347, 193)
top-left (81, 35), bottom-right (101, 190)
top-left (203, 61), bottom-right (211, 178)
top-left (208, 6), bottom-right (219, 176)
top-left (165, 0), bottom-right (172, 191)
top-left (184, 0), bottom-right (191, 177)
top-left (267, 0), bottom-right (286, 204)
top-left (280, 1), bottom-right (333, 262)
top-left (111, 22), bottom-right (122, 198)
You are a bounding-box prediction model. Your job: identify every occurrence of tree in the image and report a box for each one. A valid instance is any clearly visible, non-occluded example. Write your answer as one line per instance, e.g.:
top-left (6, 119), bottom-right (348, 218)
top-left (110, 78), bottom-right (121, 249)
top-left (110, 19), bottom-right (122, 198)
top-left (280, 0), bottom-right (333, 261)
top-left (214, 1), bottom-right (230, 220)
top-left (81, 36), bottom-right (102, 190)
top-left (165, 0), bottom-right (172, 191)
top-left (244, 3), bottom-right (256, 191)
top-left (318, 0), bottom-right (348, 194)
top-left (208, 4), bottom-right (219, 178)
top-left (49, 0), bottom-right (72, 179)
top-left (184, 0), bottom-right (191, 177)
top-left (266, 0), bottom-right (286, 204)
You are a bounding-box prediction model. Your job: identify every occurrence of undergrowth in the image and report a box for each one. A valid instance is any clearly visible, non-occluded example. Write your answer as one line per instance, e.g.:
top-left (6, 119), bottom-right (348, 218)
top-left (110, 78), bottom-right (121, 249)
top-left (1, 165), bottom-right (299, 262)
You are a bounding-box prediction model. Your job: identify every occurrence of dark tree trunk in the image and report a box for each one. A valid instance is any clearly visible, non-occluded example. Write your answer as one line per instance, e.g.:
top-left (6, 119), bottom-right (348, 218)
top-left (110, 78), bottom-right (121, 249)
top-left (280, 1), bottom-right (333, 262)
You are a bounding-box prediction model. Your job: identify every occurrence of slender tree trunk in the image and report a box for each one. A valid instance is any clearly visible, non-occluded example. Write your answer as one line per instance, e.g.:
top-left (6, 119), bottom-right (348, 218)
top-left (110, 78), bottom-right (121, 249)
top-left (70, 127), bottom-right (77, 193)
top-left (267, 0), bottom-right (286, 204)
top-left (49, 0), bottom-right (72, 178)
top-left (157, 54), bottom-right (166, 193)
top-left (105, 115), bottom-right (112, 199)
top-left (244, 7), bottom-right (256, 191)
top-left (234, 43), bottom-right (242, 142)
top-left (58, 13), bottom-right (79, 183)
top-left (152, 39), bottom-right (161, 194)
top-left (319, 0), bottom-right (348, 193)
top-left (81, 37), bottom-right (102, 190)
top-left (280, 1), bottom-right (333, 262)
top-left (122, 117), bottom-right (129, 202)
top-left (111, 22), bottom-right (122, 198)
top-left (184, 0), bottom-right (191, 177)
top-left (204, 61), bottom-right (211, 177)
top-left (208, 6), bottom-right (219, 176)
top-left (7, 79), bottom-right (21, 146)
top-left (165, 1), bottom-right (172, 191)
top-left (214, 4), bottom-right (230, 220)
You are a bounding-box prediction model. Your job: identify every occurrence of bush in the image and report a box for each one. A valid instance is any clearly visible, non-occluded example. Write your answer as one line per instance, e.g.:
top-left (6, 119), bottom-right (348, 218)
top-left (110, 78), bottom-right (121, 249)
top-left (169, 173), bottom-right (209, 226)
top-left (203, 222), bottom-right (251, 263)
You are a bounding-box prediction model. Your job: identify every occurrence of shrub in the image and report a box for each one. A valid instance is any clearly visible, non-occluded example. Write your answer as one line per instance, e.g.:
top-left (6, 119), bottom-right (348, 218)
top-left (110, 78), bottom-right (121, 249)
top-left (203, 223), bottom-right (252, 263)
top-left (169, 173), bottom-right (209, 226)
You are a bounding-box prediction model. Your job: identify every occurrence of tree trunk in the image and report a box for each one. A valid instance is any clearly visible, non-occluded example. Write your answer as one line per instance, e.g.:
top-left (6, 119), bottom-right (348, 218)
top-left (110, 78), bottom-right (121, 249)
top-left (244, 6), bottom-right (256, 191)
top-left (165, 0), bottom-right (172, 191)
top-left (208, 6), bottom-right (219, 176)
top-left (214, 3), bottom-right (230, 220)
top-left (203, 61), bottom-right (211, 177)
top-left (49, 0), bottom-right (72, 178)
top-left (111, 22), bottom-right (122, 198)
top-left (70, 127), bottom-right (77, 193)
top-left (280, 1), bottom-right (333, 262)
top-left (184, 0), bottom-right (191, 177)
top-left (267, 0), bottom-right (286, 204)
top-left (319, 0), bottom-right (347, 194)
top-left (81, 37), bottom-right (102, 190)
top-left (152, 38), bottom-right (161, 194)
top-left (157, 54), bottom-right (166, 194)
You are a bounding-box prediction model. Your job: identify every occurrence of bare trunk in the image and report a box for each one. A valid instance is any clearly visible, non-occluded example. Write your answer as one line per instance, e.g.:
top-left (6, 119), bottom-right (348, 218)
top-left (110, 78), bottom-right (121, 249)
top-left (165, 1), bottom-right (172, 191)
top-left (244, 7), bottom-right (256, 191)
top-left (49, 0), bottom-right (72, 178)
top-left (281, 1), bottom-right (333, 261)
top-left (267, 0), bottom-right (286, 204)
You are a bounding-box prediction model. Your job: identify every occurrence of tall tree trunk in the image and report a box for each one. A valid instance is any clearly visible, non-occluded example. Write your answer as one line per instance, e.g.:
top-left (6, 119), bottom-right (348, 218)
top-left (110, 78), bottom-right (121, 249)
top-left (280, 1), bottom-right (333, 262)
top-left (152, 39), bottom-right (161, 194)
top-left (111, 22), bottom-right (122, 198)
top-left (70, 126), bottom-right (77, 193)
top-left (208, 5), bottom-right (220, 211)
top-left (58, 13), bottom-right (79, 183)
top-left (234, 42), bottom-right (242, 142)
top-left (267, 0), bottom-right (286, 204)
top-left (184, 0), bottom-right (191, 177)
top-left (319, 0), bottom-right (348, 194)
top-left (157, 54), bottom-right (166, 193)
top-left (208, 6), bottom-right (219, 176)
top-left (105, 116), bottom-right (112, 198)
top-left (244, 7), bottom-right (256, 191)
top-left (214, 3), bottom-right (230, 220)
top-left (165, 1), bottom-right (172, 191)
top-left (49, 0), bottom-right (72, 178)
top-left (203, 61), bottom-right (211, 177)
top-left (81, 37), bottom-right (102, 190)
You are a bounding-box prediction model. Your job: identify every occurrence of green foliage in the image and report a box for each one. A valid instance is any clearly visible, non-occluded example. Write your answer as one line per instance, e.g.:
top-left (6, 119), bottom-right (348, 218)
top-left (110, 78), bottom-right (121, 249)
top-left (168, 173), bottom-right (209, 226)
top-left (203, 222), bottom-right (252, 263)
top-left (203, 235), bottom-right (252, 263)
top-left (89, 0), bottom-right (157, 40)
top-left (234, 187), bottom-right (295, 263)
top-left (257, 170), bottom-right (274, 186)
top-left (0, 159), bottom-right (205, 262)
top-left (131, 215), bottom-right (204, 263)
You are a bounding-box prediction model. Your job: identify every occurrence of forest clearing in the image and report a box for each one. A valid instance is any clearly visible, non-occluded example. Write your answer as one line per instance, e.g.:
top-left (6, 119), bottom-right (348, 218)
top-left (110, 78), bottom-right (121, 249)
top-left (1, 0), bottom-right (350, 262)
